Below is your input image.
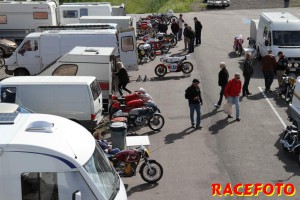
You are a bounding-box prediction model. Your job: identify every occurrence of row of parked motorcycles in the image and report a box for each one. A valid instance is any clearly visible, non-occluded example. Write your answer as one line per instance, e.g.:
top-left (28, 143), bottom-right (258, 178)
top-left (276, 74), bottom-right (296, 104)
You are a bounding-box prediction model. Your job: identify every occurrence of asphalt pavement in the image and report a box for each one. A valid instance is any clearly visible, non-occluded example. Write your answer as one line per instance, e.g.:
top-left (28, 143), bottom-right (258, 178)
top-left (124, 7), bottom-right (300, 200)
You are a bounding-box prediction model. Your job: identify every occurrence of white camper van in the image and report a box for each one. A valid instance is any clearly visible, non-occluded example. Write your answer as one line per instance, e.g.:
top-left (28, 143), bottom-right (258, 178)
top-left (0, 111), bottom-right (127, 200)
top-left (38, 46), bottom-right (118, 112)
top-left (0, 76), bottom-right (103, 131)
top-left (252, 12), bottom-right (300, 73)
top-left (0, 0), bottom-right (59, 43)
top-left (59, 2), bottom-right (112, 25)
top-left (5, 29), bottom-right (138, 75)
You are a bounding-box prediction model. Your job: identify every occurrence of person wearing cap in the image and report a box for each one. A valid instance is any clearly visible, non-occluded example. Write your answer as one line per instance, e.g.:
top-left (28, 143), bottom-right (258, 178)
top-left (193, 17), bottom-right (202, 46)
top-left (224, 73), bottom-right (242, 121)
top-left (177, 14), bottom-right (185, 41)
top-left (185, 79), bottom-right (203, 129)
top-left (276, 51), bottom-right (288, 88)
top-left (261, 50), bottom-right (277, 93)
top-left (215, 62), bottom-right (229, 108)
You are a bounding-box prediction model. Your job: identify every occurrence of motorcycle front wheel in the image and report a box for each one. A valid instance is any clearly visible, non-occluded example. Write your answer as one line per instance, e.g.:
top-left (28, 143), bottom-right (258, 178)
top-left (181, 61), bottom-right (194, 74)
top-left (148, 113), bottom-right (165, 131)
top-left (155, 64), bottom-right (167, 77)
top-left (285, 87), bottom-right (293, 104)
top-left (170, 35), bottom-right (177, 47)
top-left (140, 160), bottom-right (163, 183)
top-left (149, 50), bottom-right (156, 61)
top-left (160, 45), bottom-right (170, 54)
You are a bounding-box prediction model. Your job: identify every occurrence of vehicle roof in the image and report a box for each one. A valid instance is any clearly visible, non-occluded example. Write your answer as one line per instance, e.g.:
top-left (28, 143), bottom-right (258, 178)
top-left (261, 12), bottom-right (300, 23)
top-left (0, 113), bottom-right (95, 166)
top-left (80, 16), bottom-right (132, 19)
top-left (68, 46), bottom-right (117, 56)
top-left (1, 76), bottom-right (96, 85)
top-left (0, 103), bottom-right (19, 113)
top-left (26, 29), bottom-right (117, 38)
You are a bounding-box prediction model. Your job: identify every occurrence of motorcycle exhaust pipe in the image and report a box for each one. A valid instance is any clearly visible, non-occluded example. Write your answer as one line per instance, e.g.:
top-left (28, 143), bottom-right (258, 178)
top-left (280, 139), bottom-right (292, 151)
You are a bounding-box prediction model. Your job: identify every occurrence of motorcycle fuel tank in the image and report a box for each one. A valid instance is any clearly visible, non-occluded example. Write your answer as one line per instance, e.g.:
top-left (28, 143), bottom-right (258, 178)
top-left (114, 150), bottom-right (140, 162)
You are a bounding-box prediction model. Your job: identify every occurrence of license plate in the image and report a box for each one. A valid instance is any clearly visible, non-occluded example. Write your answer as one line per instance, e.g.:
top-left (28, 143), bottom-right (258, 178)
top-left (289, 68), bottom-right (296, 71)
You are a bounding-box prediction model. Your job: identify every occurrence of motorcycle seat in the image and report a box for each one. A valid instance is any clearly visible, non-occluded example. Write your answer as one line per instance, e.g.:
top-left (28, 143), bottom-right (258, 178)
top-left (129, 107), bottom-right (149, 116)
top-left (165, 56), bottom-right (186, 63)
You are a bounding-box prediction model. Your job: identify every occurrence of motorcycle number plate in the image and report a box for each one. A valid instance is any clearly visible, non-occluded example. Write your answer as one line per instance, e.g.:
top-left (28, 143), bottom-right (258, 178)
top-left (289, 68), bottom-right (296, 71)
top-left (169, 64), bottom-right (177, 71)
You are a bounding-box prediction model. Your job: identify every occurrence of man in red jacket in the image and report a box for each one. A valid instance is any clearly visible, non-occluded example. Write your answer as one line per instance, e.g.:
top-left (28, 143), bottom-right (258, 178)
top-left (224, 73), bottom-right (242, 121)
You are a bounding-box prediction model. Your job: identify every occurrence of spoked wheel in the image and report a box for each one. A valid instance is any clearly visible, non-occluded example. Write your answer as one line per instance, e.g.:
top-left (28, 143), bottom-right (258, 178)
top-left (154, 64), bottom-right (167, 77)
top-left (140, 160), bottom-right (163, 183)
top-left (285, 87), bottom-right (294, 104)
top-left (148, 50), bottom-right (156, 61)
top-left (0, 58), bottom-right (5, 68)
top-left (160, 44), bottom-right (170, 54)
top-left (181, 61), bottom-right (194, 74)
top-left (148, 113), bottom-right (165, 131)
top-left (170, 35), bottom-right (177, 47)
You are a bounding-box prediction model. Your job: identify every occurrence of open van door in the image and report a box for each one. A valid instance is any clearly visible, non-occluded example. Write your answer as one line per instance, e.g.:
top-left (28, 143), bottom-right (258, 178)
top-left (118, 27), bottom-right (138, 71)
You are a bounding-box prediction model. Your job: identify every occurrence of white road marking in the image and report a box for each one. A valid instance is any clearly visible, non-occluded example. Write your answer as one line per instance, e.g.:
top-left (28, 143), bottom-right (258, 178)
top-left (258, 87), bottom-right (286, 128)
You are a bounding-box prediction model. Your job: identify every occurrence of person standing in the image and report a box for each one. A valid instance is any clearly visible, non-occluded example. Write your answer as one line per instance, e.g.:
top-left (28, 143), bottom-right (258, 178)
top-left (261, 50), bottom-right (277, 93)
top-left (224, 73), bottom-right (242, 121)
top-left (171, 18), bottom-right (179, 40)
top-left (185, 79), bottom-right (203, 129)
top-left (242, 53), bottom-right (254, 97)
top-left (183, 23), bottom-right (190, 51)
top-left (177, 14), bottom-right (185, 41)
top-left (115, 62), bottom-right (132, 96)
top-left (157, 20), bottom-right (168, 33)
top-left (187, 26), bottom-right (195, 53)
top-left (215, 62), bottom-right (229, 108)
top-left (276, 51), bottom-right (288, 88)
top-left (194, 17), bottom-right (202, 46)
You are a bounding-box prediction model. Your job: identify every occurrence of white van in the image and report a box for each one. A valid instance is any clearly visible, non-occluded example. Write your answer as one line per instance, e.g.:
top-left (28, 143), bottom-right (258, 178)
top-left (38, 46), bottom-right (119, 112)
top-left (0, 111), bottom-right (127, 200)
top-left (253, 12), bottom-right (300, 72)
top-left (5, 29), bottom-right (138, 75)
top-left (0, 76), bottom-right (103, 131)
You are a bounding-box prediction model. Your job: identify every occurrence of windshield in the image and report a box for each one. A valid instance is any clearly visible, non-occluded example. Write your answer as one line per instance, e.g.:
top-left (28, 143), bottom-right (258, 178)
top-left (83, 142), bottom-right (119, 200)
top-left (272, 31), bottom-right (300, 46)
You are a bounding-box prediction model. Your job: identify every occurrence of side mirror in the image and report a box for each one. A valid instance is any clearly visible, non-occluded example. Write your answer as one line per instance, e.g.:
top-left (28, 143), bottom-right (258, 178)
top-left (72, 191), bottom-right (81, 200)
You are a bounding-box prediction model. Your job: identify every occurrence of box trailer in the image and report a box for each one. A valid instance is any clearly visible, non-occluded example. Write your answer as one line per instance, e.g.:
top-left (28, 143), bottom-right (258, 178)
top-left (5, 28), bottom-right (138, 76)
top-left (0, 111), bottom-right (127, 200)
top-left (38, 46), bottom-right (119, 112)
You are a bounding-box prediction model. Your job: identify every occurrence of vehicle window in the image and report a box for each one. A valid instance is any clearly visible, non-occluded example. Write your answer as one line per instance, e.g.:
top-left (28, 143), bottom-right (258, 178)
top-left (19, 40), bottom-right (38, 54)
top-left (273, 31), bottom-right (300, 46)
top-left (0, 15), bottom-right (7, 24)
top-left (33, 12), bottom-right (48, 19)
top-left (63, 10), bottom-right (78, 18)
top-left (1, 87), bottom-right (16, 103)
top-left (52, 64), bottom-right (78, 76)
top-left (21, 171), bottom-right (98, 200)
top-left (80, 8), bottom-right (88, 17)
top-left (90, 80), bottom-right (102, 100)
top-left (121, 36), bottom-right (134, 52)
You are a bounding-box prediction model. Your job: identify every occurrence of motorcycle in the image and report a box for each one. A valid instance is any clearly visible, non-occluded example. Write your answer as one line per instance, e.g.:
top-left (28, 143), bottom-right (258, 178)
top-left (155, 55), bottom-right (193, 77)
top-left (139, 33), bottom-right (172, 54)
top-left (233, 34), bottom-right (244, 56)
top-left (280, 125), bottom-right (300, 165)
top-left (0, 57), bottom-right (5, 69)
top-left (109, 145), bottom-right (163, 183)
top-left (276, 74), bottom-right (296, 104)
top-left (136, 20), bottom-right (157, 37)
top-left (112, 107), bottom-right (165, 131)
top-left (137, 43), bottom-right (156, 64)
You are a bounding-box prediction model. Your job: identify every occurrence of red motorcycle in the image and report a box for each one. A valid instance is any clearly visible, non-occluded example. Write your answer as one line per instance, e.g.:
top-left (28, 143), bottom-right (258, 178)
top-left (109, 145), bottom-right (163, 183)
top-left (155, 55), bottom-right (193, 77)
top-left (233, 34), bottom-right (244, 56)
top-left (142, 32), bottom-right (177, 48)
top-left (136, 20), bottom-right (157, 37)
top-left (139, 36), bottom-right (171, 55)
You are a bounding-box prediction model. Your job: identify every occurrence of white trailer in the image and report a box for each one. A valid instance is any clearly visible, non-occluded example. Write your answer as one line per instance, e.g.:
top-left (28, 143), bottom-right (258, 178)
top-left (112, 3), bottom-right (126, 16)
top-left (5, 28), bottom-right (138, 76)
top-left (0, 111), bottom-right (127, 200)
top-left (38, 46), bottom-right (119, 112)
top-left (0, 0), bottom-right (59, 43)
top-left (59, 2), bottom-right (112, 25)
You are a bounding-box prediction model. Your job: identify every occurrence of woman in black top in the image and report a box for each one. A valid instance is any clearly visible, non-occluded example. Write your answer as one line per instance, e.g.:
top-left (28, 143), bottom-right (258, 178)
top-left (115, 62), bottom-right (132, 96)
top-left (215, 62), bottom-right (229, 108)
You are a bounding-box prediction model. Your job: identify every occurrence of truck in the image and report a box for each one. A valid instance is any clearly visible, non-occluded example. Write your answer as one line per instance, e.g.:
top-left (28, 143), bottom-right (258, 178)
top-left (250, 12), bottom-right (300, 74)
top-left (0, 111), bottom-right (127, 200)
top-left (38, 46), bottom-right (119, 112)
top-left (0, 0), bottom-right (59, 44)
top-left (0, 76), bottom-right (103, 131)
top-left (4, 28), bottom-right (138, 76)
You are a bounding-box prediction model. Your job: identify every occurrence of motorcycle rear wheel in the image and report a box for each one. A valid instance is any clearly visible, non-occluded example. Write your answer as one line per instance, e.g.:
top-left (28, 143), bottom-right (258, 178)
top-left (181, 61), bottom-right (194, 74)
top-left (155, 64), bottom-right (167, 77)
top-left (160, 45), bottom-right (170, 54)
top-left (170, 35), bottom-right (177, 47)
top-left (148, 113), bottom-right (165, 131)
top-left (140, 160), bottom-right (163, 183)
top-left (149, 50), bottom-right (156, 61)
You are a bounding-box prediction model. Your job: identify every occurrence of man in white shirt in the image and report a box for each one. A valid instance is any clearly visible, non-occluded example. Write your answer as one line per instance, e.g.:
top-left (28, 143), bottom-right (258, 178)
top-left (177, 14), bottom-right (185, 41)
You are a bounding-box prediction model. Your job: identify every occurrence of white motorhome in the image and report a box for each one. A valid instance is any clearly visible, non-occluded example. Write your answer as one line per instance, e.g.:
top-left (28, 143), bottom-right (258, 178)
top-left (0, 111), bottom-right (127, 200)
top-left (251, 12), bottom-right (300, 72)
top-left (0, 76), bottom-right (103, 131)
top-left (38, 46), bottom-right (119, 112)
top-left (5, 29), bottom-right (138, 75)
top-left (0, 0), bottom-right (59, 43)
top-left (80, 16), bottom-right (136, 34)
top-left (59, 2), bottom-right (112, 25)
top-left (112, 3), bottom-right (126, 16)
top-left (288, 77), bottom-right (300, 128)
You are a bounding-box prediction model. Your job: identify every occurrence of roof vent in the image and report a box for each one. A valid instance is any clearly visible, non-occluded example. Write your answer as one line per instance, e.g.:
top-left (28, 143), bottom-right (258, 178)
top-left (26, 121), bottom-right (54, 133)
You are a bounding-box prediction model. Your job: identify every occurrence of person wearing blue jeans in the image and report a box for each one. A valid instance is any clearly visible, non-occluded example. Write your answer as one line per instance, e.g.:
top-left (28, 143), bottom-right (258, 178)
top-left (185, 79), bottom-right (203, 129)
top-left (227, 96), bottom-right (240, 119)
